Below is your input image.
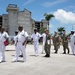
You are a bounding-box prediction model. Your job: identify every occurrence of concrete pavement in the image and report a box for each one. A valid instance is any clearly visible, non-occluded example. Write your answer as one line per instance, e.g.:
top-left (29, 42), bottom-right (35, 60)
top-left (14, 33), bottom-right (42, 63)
top-left (0, 44), bottom-right (75, 75)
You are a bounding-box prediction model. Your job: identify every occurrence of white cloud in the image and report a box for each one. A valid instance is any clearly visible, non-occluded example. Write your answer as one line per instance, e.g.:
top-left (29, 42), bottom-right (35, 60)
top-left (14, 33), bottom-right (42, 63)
top-left (42, 0), bottom-right (67, 8)
top-left (53, 9), bottom-right (75, 24)
top-left (23, 0), bottom-right (34, 6)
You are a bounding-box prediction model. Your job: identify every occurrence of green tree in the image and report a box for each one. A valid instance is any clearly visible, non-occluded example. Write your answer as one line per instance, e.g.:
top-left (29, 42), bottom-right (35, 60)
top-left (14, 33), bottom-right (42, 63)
top-left (57, 27), bottom-right (65, 35)
top-left (44, 13), bottom-right (54, 30)
top-left (40, 27), bottom-right (46, 34)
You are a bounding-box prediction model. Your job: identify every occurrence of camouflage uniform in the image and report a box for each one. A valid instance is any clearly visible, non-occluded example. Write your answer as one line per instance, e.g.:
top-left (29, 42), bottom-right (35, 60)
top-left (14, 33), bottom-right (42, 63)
top-left (44, 34), bottom-right (51, 57)
top-left (54, 34), bottom-right (60, 53)
top-left (53, 34), bottom-right (56, 50)
top-left (62, 34), bottom-right (69, 54)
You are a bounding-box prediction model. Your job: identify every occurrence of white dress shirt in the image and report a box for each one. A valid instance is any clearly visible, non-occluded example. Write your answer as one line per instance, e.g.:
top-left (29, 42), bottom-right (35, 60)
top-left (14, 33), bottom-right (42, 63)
top-left (31, 32), bottom-right (41, 42)
top-left (17, 30), bottom-right (28, 43)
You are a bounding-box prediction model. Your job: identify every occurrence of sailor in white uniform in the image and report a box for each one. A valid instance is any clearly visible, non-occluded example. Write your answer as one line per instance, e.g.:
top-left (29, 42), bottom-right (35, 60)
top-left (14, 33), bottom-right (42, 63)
top-left (31, 29), bottom-right (41, 56)
top-left (0, 27), bottom-right (9, 63)
top-left (70, 31), bottom-right (75, 55)
top-left (13, 25), bottom-right (28, 62)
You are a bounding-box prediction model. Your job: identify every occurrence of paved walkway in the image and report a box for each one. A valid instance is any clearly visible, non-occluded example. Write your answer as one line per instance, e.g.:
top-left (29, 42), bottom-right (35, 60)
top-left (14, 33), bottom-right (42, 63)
top-left (0, 44), bottom-right (75, 75)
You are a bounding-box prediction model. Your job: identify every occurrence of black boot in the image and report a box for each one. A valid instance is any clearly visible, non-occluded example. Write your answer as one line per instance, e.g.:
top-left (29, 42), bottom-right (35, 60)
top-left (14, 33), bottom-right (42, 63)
top-left (62, 52), bottom-right (66, 54)
top-left (45, 54), bottom-right (50, 57)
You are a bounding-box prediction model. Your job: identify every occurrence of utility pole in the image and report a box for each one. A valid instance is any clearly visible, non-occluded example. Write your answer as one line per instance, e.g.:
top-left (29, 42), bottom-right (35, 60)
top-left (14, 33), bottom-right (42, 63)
top-left (72, 25), bottom-right (73, 30)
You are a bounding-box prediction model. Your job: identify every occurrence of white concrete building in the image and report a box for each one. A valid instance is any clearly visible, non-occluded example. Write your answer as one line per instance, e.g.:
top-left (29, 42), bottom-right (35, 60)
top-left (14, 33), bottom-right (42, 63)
top-left (0, 4), bottom-right (48, 36)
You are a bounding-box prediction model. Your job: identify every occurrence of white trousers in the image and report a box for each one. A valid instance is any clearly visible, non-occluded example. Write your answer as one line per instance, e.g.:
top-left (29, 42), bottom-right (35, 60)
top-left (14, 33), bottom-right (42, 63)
top-left (0, 42), bottom-right (6, 61)
top-left (42, 42), bottom-right (45, 53)
top-left (70, 43), bottom-right (75, 54)
top-left (33, 41), bottom-right (39, 55)
top-left (14, 42), bottom-right (26, 61)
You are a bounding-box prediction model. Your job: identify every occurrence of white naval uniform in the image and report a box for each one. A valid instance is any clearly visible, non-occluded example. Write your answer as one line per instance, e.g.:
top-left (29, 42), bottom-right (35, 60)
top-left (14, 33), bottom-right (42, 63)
top-left (41, 33), bottom-right (46, 53)
top-left (14, 35), bottom-right (18, 51)
top-left (13, 30), bottom-right (28, 61)
top-left (31, 32), bottom-right (41, 56)
top-left (0, 31), bottom-right (9, 62)
top-left (70, 34), bottom-right (75, 55)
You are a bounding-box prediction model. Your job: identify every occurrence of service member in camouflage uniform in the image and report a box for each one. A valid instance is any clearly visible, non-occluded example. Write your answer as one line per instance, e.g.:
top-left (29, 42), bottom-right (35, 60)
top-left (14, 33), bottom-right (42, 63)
top-left (53, 31), bottom-right (56, 50)
top-left (62, 30), bottom-right (69, 54)
top-left (54, 32), bottom-right (60, 53)
top-left (44, 29), bottom-right (51, 57)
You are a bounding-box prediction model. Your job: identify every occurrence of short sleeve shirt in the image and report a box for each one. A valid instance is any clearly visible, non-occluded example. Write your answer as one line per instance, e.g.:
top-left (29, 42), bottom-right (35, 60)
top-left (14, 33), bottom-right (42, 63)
top-left (41, 33), bottom-right (46, 42)
top-left (17, 30), bottom-right (28, 43)
top-left (0, 31), bottom-right (9, 42)
top-left (31, 32), bottom-right (41, 42)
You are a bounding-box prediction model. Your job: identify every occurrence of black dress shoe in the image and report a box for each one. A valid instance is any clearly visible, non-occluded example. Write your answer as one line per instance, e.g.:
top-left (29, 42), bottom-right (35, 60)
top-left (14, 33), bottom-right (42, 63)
top-left (62, 52), bottom-right (66, 54)
top-left (54, 52), bottom-right (57, 54)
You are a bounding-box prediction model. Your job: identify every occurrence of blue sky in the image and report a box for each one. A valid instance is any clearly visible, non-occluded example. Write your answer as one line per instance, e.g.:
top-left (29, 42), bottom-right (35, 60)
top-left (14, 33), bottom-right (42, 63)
top-left (0, 0), bottom-right (75, 34)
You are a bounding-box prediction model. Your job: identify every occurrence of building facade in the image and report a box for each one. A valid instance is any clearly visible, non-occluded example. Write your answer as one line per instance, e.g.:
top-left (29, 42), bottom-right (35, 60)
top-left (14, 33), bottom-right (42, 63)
top-left (0, 4), bottom-right (48, 36)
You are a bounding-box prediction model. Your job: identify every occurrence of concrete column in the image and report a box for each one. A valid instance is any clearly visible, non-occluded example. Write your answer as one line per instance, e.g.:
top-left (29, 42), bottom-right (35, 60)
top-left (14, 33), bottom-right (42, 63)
top-left (6, 4), bottom-right (19, 36)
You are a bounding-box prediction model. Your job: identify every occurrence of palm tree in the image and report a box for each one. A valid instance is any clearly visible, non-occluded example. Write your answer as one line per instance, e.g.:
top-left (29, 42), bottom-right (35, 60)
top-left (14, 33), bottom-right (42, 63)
top-left (44, 13), bottom-right (54, 30)
top-left (57, 27), bottom-right (65, 35)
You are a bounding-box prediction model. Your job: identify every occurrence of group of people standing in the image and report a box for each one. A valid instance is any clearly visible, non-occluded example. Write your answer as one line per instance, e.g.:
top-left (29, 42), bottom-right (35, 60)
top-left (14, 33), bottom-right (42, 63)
top-left (0, 24), bottom-right (75, 63)
top-left (31, 28), bottom-right (75, 58)
top-left (31, 29), bottom-right (51, 57)
top-left (53, 30), bottom-right (75, 55)
top-left (0, 25), bottom-right (51, 63)
top-left (53, 30), bottom-right (69, 54)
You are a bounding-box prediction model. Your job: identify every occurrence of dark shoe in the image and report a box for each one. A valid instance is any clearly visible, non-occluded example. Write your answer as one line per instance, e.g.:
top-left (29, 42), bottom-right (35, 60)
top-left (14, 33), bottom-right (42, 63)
top-left (54, 51), bottom-right (57, 54)
top-left (19, 55), bottom-right (23, 57)
top-left (45, 54), bottom-right (50, 57)
top-left (67, 51), bottom-right (69, 54)
top-left (73, 54), bottom-right (75, 56)
top-left (62, 52), bottom-right (66, 54)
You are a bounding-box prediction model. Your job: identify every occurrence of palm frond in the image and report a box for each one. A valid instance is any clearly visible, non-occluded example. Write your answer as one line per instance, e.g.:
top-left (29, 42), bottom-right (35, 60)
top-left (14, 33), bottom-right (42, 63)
top-left (44, 13), bottom-right (54, 21)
